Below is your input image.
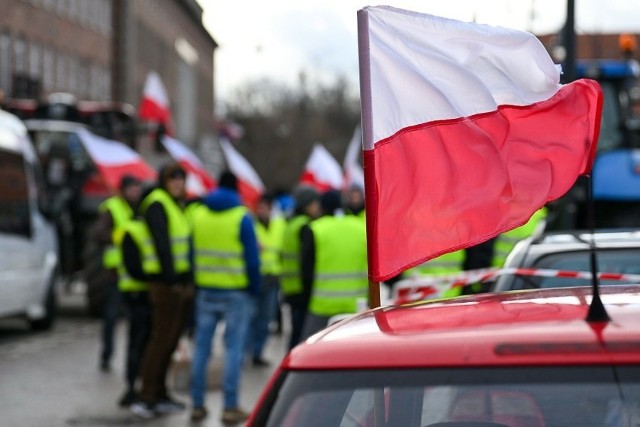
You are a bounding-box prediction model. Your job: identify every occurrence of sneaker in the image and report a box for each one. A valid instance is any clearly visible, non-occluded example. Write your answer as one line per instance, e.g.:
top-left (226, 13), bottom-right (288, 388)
top-left (191, 406), bottom-right (209, 421)
top-left (118, 389), bottom-right (137, 407)
top-left (130, 401), bottom-right (156, 419)
top-left (221, 407), bottom-right (251, 424)
top-left (155, 396), bottom-right (186, 414)
top-left (252, 357), bottom-right (271, 367)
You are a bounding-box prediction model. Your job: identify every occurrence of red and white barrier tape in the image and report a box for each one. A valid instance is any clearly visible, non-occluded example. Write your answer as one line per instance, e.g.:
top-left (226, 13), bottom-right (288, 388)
top-left (393, 267), bottom-right (640, 304)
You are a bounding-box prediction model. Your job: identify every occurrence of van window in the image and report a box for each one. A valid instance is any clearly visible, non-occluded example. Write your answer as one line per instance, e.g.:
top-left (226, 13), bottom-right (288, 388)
top-left (0, 148), bottom-right (31, 237)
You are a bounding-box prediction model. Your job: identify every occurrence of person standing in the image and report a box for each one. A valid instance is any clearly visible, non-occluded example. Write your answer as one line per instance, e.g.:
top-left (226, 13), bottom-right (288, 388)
top-left (280, 186), bottom-right (320, 350)
top-left (115, 209), bottom-right (154, 407)
top-left (299, 190), bottom-right (368, 339)
top-left (189, 171), bottom-right (260, 423)
top-left (93, 175), bottom-right (142, 372)
top-left (130, 163), bottom-right (193, 419)
top-left (247, 193), bottom-right (286, 366)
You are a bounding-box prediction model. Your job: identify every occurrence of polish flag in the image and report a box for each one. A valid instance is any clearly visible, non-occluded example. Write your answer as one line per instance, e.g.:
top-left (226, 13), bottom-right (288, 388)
top-left (358, 6), bottom-right (603, 281)
top-left (219, 138), bottom-right (265, 209)
top-left (343, 126), bottom-right (365, 190)
top-left (160, 135), bottom-right (216, 197)
top-left (77, 129), bottom-right (157, 191)
top-left (139, 71), bottom-right (173, 134)
top-left (299, 143), bottom-right (344, 192)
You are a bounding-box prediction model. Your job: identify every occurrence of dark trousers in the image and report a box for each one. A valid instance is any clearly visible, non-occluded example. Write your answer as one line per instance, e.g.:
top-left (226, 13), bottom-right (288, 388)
top-left (287, 303), bottom-right (307, 351)
top-left (121, 292), bottom-right (152, 391)
top-left (101, 278), bottom-right (120, 366)
top-left (139, 283), bottom-right (193, 403)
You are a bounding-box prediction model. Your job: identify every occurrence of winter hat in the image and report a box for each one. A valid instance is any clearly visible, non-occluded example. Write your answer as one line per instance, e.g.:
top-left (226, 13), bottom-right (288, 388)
top-left (293, 185), bottom-right (319, 210)
top-left (119, 174), bottom-right (141, 191)
top-left (320, 189), bottom-right (342, 215)
top-left (218, 170), bottom-right (238, 190)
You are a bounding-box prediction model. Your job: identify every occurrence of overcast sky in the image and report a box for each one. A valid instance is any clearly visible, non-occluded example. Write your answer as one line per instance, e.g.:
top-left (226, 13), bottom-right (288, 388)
top-left (198, 1), bottom-right (640, 102)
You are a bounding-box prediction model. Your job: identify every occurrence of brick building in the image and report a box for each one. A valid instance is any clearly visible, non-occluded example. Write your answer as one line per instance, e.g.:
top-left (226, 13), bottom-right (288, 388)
top-left (0, 0), bottom-right (217, 146)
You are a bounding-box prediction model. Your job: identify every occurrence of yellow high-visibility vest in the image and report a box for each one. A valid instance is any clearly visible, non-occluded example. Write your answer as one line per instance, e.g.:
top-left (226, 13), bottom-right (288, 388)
top-left (255, 216), bottom-right (286, 276)
top-left (139, 188), bottom-right (191, 274)
top-left (116, 220), bottom-right (155, 292)
top-left (308, 215), bottom-right (368, 317)
top-left (99, 196), bottom-right (134, 270)
top-left (191, 205), bottom-right (249, 289)
top-left (280, 215), bottom-right (310, 296)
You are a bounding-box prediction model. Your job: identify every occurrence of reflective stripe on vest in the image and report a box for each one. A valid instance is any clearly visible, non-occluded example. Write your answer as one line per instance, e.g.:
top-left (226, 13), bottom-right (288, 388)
top-left (192, 205), bottom-right (248, 289)
top-left (115, 220), bottom-right (154, 292)
top-left (492, 207), bottom-right (548, 268)
top-left (255, 215), bottom-right (286, 275)
top-left (99, 196), bottom-right (134, 269)
top-left (280, 215), bottom-right (310, 296)
top-left (308, 215), bottom-right (368, 317)
top-left (409, 250), bottom-right (464, 276)
top-left (139, 188), bottom-right (191, 274)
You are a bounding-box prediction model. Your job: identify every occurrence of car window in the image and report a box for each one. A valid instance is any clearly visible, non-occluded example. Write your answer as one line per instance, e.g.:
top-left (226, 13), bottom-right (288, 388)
top-left (0, 148), bottom-right (31, 237)
top-left (28, 129), bottom-right (93, 187)
top-left (510, 249), bottom-right (640, 289)
top-left (257, 367), bottom-right (640, 427)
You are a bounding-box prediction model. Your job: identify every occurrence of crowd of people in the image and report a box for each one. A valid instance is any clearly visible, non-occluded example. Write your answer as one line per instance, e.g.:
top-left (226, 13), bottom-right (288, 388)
top-left (94, 161), bottom-right (371, 423)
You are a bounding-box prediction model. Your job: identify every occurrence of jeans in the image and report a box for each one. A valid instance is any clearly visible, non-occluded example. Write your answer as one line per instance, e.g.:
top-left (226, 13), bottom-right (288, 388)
top-left (190, 288), bottom-right (254, 409)
top-left (247, 275), bottom-right (280, 360)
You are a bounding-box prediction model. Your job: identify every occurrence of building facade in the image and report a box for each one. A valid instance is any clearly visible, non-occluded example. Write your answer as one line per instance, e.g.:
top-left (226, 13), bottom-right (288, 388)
top-left (0, 0), bottom-right (216, 146)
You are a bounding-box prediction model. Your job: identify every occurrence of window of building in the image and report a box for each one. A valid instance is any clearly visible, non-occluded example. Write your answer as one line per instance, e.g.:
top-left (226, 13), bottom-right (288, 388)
top-left (68, 0), bottom-right (78, 21)
top-left (13, 36), bottom-right (26, 74)
top-left (56, 0), bottom-right (68, 16)
top-left (67, 55), bottom-right (76, 92)
top-left (56, 52), bottom-right (66, 90)
top-left (29, 41), bottom-right (41, 78)
top-left (0, 32), bottom-right (11, 95)
top-left (43, 46), bottom-right (54, 91)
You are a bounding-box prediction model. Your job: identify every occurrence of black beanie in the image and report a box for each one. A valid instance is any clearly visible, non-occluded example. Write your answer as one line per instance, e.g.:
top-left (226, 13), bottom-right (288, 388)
top-left (320, 190), bottom-right (342, 215)
top-left (218, 170), bottom-right (238, 190)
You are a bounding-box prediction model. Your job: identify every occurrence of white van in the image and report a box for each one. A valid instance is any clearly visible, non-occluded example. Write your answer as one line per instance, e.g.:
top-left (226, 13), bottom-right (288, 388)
top-left (0, 109), bottom-right (60, 329)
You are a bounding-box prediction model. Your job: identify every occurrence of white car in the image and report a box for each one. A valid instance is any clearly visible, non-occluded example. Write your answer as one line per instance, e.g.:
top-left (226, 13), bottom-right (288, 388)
top-left (0, 109), bottom-right (60, 329)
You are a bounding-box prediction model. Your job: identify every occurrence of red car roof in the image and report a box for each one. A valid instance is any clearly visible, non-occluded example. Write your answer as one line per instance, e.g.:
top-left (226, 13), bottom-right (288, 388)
top-left (284, 285), bottom-right (640, 369)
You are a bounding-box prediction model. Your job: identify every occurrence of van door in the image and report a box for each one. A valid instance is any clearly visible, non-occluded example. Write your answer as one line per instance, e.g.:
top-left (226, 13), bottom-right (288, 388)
top-left (0, 147), bottom-right (36, 316)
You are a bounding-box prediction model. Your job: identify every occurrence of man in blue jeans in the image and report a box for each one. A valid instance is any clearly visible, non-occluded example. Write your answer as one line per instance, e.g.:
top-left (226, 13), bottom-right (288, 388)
top-left (188, 171), bottom-right (260, 423)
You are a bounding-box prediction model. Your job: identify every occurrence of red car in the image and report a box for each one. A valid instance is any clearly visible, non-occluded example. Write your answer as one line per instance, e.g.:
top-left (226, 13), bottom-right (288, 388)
top-left (248, 285), bottom-right (640, 427)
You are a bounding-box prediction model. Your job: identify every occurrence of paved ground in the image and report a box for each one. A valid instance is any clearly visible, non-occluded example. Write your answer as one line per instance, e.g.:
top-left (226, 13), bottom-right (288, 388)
top-left (0, 290), bottom-right (288, 427)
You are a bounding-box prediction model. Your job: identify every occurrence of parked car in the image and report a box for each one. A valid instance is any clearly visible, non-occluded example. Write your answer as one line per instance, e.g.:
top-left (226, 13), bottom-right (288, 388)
top-left (492, 229), bottom-right (640, 292)
top-left (0, 109), bottom-right (60, 330)
top-left (248, 285), bottom-right (640, 426)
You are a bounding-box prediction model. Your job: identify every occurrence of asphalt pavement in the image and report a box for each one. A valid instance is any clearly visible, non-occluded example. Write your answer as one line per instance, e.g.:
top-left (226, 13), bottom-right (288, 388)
top-left (0, 289), bottom-right (288, 427)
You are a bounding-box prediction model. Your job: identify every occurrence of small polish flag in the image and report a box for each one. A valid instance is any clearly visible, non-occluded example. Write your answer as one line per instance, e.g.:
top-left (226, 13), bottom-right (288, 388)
top-left (139, 71), bottom-right (173, 134)
top-left (160, 135), bottom-right (216, 197)
top-left (219, 137), bottom-right (265, 209)
top-left (76, 129), bottom-right (157, 191)
top-left (300, 143), bottom-right (344, 192)
top-left (343, 127), bottom-right (365, 191)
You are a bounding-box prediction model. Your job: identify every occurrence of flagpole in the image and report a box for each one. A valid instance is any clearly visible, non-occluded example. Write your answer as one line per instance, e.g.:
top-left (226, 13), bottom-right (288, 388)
top-left (358, 8), bottom-right (381, 309)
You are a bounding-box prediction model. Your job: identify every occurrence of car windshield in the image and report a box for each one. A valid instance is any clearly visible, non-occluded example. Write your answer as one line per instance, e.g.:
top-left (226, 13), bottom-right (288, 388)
top-left (0, 148), bottom-right (31, 236)
top-left (256, 367), bottom-right (640, 427)
top-left (510, 249), bottom-right (640, 289)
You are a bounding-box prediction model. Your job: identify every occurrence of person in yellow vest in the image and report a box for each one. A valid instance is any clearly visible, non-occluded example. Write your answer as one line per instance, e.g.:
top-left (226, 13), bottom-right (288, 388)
top-left (299, 189), bottom-right (368, 340)
top-left (281, 185), bottom-right (320, 350)
top-left (188, 170), bottom-right (260, 423)
top-left (115, 209), bottom-right (155, 408)
top-left (409, 250), bottom-right (466, 298)
top-left (93, 175), bottom-right (142, 372)
top-left (247, 193), bottom-right (286, 366)
top-left (130, 163), bottom-right (193, 419)
top-left (492, 207), bottom-right (548, 268)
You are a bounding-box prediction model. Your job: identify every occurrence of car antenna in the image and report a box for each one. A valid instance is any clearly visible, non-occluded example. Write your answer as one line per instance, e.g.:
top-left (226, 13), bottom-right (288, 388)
top-left (585, 174), bottom-right (610, 322)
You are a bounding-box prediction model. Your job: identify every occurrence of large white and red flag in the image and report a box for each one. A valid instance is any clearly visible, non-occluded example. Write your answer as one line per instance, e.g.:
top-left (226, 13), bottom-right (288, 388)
top-left (358, 6), bottom-right (602, 281)
top-left (343, 126), bottom-right (365, 190)
top-left (77, 128), bottom-right (157, 191)
top-left (299, 143), bottom-right (344, 192)
top-left (160, 135), bottom-right (216, 197)
top-left (219, 137), bottom-right (265, 209)
top-left (139, 71), bottom-right (173, 134)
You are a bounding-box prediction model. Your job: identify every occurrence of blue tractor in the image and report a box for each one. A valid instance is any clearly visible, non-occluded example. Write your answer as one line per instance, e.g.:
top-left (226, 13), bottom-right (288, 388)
top-left (548, 56), bottom-right (640, 230)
